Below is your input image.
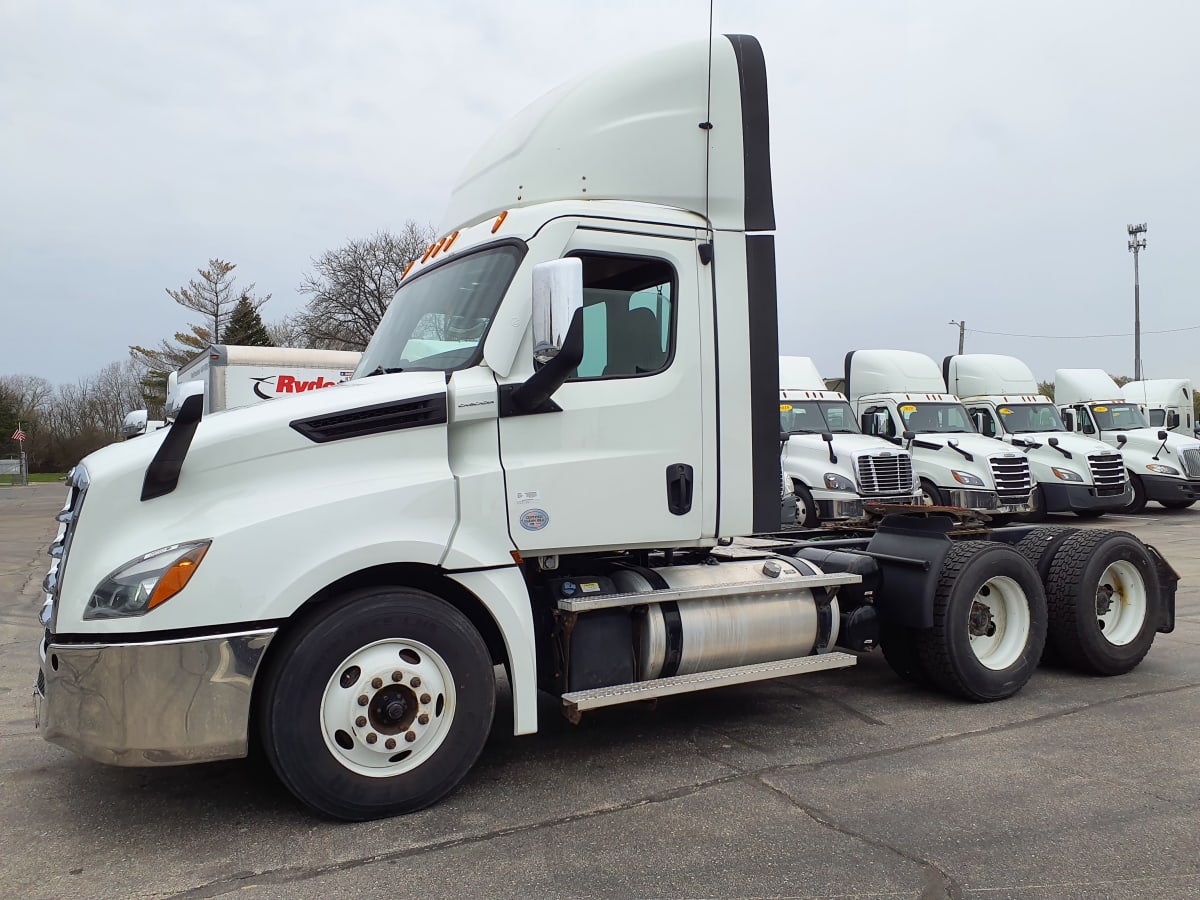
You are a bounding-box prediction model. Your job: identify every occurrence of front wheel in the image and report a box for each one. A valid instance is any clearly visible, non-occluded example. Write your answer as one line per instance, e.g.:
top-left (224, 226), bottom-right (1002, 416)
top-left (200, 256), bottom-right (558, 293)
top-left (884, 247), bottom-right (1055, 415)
top-left (1122, 472), bottom-right (1147, 514)
top-left (919, 479), bottom-right (944, 507)
top-left (258, 588), bottom-right (496, 820)
top-left (1159, 499), bottom-right (1195, 510)
top-left (916, 541), bottom-right (1047, 701)
top-left (791, 480), bottom-right (820, 527)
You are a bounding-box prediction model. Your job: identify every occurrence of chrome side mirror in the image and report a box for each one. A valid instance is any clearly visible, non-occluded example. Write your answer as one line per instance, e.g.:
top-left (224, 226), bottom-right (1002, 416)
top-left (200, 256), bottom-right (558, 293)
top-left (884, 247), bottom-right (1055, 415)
top-left (531, 258), bottom-right (584, 365)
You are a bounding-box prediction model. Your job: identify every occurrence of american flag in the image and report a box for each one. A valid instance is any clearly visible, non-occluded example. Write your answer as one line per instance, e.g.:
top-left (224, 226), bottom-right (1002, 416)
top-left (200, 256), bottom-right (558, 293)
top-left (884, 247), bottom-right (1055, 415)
top-left (11, 427), bottom-right (25, 442)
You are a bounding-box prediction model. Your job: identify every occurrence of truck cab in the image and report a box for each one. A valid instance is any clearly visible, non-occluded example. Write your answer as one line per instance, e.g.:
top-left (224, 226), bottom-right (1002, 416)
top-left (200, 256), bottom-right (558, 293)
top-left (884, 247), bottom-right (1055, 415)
top-left (779, 355), bottom-right (919, 525)
top-left (1120, 379), bottom-right (1194, 436)
top-left (1057, 369), bottom-right (1200, 511)
top-left (945, 354), bottom-right (1129, 518)
top-left (847, 349), bottom-right (1034, 515)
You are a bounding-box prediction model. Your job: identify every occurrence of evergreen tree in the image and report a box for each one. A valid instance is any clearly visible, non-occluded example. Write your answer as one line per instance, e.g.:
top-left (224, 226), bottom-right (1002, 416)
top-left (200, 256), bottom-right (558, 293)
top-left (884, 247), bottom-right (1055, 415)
top-left (222, 297), bottom-right (274, 346)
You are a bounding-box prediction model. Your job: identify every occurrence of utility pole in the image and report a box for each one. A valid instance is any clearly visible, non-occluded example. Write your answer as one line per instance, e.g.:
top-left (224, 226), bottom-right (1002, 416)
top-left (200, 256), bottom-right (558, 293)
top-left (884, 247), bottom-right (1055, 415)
top-left (1127, 223), bottom-right (1147, 381)
top-left (949, 320), bottom-right (965, 354)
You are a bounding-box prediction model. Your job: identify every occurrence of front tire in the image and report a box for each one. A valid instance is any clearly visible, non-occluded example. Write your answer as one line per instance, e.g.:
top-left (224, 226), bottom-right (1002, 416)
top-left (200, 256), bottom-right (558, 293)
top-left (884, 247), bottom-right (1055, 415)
top-left (1122, 472), bottom-right (1147, 514)
top-left (791, 480), bottom-right (819, 527)
top-left (1159, 499), bottom-right (1195, 510)
top-left (916, 542), bottom-right (1047, 701)
top-left (258, 588), bottom-right (496, 820)
top-left (1043, 530), bottom-right (1160, 675)
top-left (919, 479), bottom-right (944, 507)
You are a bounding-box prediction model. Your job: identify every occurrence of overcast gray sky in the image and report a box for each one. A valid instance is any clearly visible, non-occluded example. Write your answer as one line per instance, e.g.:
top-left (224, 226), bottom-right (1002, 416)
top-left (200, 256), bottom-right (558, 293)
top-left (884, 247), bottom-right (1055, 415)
top-left (3, 1), bottom-right (1198, 388)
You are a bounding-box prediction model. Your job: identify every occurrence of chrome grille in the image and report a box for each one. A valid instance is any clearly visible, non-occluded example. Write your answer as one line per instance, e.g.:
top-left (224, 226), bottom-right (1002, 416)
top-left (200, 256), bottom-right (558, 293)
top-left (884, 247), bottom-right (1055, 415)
top-left (44, 466), bottom-right (88, 632)
top-left (1180, 447), bottom-right (1200, 479)
top-left (855, 452), bottom-right (914, 498)
top-left (1087, 452), bottom-right (1127, 496)
top-left (989, 455), bottom-right (1033, 502)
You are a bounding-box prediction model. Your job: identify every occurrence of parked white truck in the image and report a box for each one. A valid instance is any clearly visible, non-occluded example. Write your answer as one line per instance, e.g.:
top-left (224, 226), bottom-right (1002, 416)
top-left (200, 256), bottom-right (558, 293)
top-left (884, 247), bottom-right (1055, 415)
top-left (166, 344), bottom-right (361, 417)
top-left (779, 356), bottom-right (919, 525)
top-left (1120, 378), bottom-right (1194, 436)
top-left (36, 36), bottom-right (1178, 821)
top-left (846, 349), bottom-right (1036, 516)
top-left (944, 354), bottom-right (1130, 518)
top-left (1056, 368), bottom-right (1200, 511)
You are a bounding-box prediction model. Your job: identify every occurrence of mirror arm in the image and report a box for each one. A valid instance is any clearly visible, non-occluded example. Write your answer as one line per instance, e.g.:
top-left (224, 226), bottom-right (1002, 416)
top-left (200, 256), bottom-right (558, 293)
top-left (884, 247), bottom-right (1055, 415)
top-left (509, 310), bottom-right (585, 414)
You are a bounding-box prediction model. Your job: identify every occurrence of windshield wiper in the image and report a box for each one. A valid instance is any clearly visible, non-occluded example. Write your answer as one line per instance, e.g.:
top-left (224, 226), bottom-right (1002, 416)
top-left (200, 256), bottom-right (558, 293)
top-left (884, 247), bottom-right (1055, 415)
top-left (366, 366), bottom-right (406, 377)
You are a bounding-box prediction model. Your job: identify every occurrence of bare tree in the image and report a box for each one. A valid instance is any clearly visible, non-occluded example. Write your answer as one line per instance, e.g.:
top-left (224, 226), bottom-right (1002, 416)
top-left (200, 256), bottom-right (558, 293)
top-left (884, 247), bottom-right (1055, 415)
top-left (295, 222), bottom-right (436, 351)
top-left (167, 259), bottom-right (271, 342)
top-left (265, 313), bottom-right (307, 348)
top-left (129, 324), bottom-right (214, 416)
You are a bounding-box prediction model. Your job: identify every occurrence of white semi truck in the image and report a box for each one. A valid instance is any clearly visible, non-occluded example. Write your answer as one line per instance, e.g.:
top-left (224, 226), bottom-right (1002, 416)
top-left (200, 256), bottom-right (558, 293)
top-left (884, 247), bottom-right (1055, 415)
top-left (1056, 368), bottom-right (1200, 511)
top-left (166, 344), bottom-right (362, 417)
top-left (944, 354), bottom-right (1130, 518)
top-left (846, 349), bottom-right (1036, 517)
top-left (36, 36), bottom-right (1179, 821)
top-left (1120, 378), bottom-right (1194, 436)
top-left (779, 355), bottom-right (919, 525)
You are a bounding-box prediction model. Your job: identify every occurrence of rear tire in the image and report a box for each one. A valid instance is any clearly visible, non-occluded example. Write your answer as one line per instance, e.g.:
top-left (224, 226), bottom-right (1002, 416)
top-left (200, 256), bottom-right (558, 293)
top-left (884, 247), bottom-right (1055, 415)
top-left (258, 587), bottom-right (496, 820)
top-left (1043, 530), bottom-right (1160, 675)
top-left (1015, 526), bottom-right (1077, 582)
top-left (916, 541), bottom-right (1047, 701)
top-left (1122, 472), bottom-right (1147, 514)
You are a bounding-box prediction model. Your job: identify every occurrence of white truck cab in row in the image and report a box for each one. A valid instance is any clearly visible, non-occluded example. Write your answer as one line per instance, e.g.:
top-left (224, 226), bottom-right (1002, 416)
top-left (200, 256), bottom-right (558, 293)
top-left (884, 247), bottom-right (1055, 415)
top-left (847, 349), bottom-right (1034, 515)
top-left (1120, 378), bottom-right (1194, 436)
top-left (1056, 369), bottom-right (1200, 511)
top-left (779, 356), bottom-right (919, 525)
top-left (945, 354), bottom-right (1129, 518)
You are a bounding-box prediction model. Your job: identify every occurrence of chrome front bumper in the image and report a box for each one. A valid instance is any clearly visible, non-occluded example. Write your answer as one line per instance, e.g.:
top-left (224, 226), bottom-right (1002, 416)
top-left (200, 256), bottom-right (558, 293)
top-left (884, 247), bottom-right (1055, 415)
top-left (817, 495), bottom-right (922, 521)
top-left (939, 488), bottom-right (1033, 514)
top-left (35, 629), bottom-right (275, 767)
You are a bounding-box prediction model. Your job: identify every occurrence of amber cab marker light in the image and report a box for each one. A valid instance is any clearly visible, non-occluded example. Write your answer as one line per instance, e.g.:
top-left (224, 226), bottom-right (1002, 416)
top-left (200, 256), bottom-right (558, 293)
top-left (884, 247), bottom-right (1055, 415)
top-left (492, 211), bottom-right (508, 233)
top-left (146, 544), bottom-right (209, 611)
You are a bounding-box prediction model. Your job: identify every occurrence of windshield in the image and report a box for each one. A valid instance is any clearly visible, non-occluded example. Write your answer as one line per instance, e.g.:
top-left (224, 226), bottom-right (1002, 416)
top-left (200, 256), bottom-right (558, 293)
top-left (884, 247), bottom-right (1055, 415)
top-left (355, 243), bottom-right (525, 377)
top-left (995, 403), bottom-right (1067, 433)
top-left (780, 400), bottom-right (860, 434)
top-left (897, 402), bottom-right (974, 434)
top-left (1090, 403), bottom-right (1149, 431)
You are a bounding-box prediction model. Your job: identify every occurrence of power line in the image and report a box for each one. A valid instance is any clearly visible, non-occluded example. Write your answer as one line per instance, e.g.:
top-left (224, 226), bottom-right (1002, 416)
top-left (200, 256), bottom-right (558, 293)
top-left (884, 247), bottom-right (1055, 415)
top-left (965, 322), bottom-right (1200, 340)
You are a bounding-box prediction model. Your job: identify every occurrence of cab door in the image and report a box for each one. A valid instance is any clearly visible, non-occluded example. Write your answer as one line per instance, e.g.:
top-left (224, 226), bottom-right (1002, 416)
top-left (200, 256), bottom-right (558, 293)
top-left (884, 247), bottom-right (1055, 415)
top-left (497, 226), bottom-right (709, 553)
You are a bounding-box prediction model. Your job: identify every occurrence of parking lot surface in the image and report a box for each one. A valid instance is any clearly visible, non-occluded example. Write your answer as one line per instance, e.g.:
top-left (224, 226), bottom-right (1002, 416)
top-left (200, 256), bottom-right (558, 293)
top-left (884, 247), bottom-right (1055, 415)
top-left (2, 483), bottom-right (1197, 899)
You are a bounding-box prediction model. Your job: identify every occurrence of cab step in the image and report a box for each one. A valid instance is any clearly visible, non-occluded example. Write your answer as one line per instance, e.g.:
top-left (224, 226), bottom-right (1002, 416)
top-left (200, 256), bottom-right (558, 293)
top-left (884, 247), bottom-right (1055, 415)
top-left (556, 572), bottom-right (861, 613)
top-left (561, 652), bottom-right (857, 720)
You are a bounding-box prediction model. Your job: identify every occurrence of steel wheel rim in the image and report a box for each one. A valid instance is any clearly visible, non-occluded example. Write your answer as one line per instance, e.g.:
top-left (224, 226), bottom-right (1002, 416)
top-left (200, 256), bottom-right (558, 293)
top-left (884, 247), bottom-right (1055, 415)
top-left (1095, 560), bottom-right (1147, 646)
top-left (320, 639), bottom-right (455, 778)
top-left (792, 483), bottom-right (810, 525)
top-left (967, 575), bottom-right (1030, 670)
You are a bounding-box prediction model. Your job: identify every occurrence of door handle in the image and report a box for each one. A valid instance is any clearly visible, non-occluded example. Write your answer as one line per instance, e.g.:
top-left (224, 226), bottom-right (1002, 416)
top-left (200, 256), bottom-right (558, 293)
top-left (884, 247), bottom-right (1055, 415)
top-left (665, 463), bottom-right (694, 515)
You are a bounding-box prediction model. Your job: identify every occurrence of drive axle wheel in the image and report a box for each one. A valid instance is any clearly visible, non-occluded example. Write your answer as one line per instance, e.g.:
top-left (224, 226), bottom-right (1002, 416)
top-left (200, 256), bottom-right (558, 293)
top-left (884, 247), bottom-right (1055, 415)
top-left (1043, 530), bottom-right (1159, 675)
top-left (916, 541), bottom-right (1046, 702)
top-left (258, 588), bottom-right (495, 820)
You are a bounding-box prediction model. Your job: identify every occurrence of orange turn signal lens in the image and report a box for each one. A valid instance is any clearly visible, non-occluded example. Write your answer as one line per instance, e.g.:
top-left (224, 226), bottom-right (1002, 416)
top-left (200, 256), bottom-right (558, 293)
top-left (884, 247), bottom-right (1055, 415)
top-left (492, 211), bottom-right (508, 233)
top-left (147, 544), bottom-right (209, 611)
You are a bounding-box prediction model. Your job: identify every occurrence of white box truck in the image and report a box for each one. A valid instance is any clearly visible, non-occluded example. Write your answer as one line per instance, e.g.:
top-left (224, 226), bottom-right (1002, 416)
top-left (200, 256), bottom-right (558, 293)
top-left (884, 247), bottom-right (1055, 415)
top-left (36, 35), bottom-right (1179, 821)
top-left (165, 345), bottom-right (361, 417)
top-left (1120, 378), bottom-right (1194, 436)
top-left (779, 355), bottom-right (919, 525)
top-left (846, 349), bottom-right (1035, 516)
top-left (944, 354), bottom-right (1130, 518)
top-left (1056, 368), bottom-right (1200, 511)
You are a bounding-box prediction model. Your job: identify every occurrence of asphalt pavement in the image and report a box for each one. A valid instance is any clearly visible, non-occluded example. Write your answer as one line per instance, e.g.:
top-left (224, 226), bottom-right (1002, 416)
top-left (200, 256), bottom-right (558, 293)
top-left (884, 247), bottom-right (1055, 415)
top-left (1, 483), bottom-right (1197, 899)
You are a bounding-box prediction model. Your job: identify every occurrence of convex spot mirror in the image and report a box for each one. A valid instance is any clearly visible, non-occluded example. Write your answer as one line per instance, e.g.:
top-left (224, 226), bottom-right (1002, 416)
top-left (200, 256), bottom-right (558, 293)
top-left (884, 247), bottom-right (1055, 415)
top-left (531, 258), bottom-right (583, 366)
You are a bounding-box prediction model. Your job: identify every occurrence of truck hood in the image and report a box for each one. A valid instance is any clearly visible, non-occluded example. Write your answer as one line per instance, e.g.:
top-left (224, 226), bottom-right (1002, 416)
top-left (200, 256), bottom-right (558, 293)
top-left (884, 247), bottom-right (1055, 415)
top-left (1006, 431), bottom-right (1114, 458)
top-left (1107, 428), bottom-right (1200, 461)
top-left (908, 432), bottom-right (1019, 463)
top-left (786, 433), bottom-right (909, 459)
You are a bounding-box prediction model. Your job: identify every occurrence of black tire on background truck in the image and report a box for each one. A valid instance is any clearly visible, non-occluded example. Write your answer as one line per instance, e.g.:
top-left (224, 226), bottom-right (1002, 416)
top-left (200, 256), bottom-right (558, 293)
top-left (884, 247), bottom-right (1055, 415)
top-left (1122, 472), bottom-right (1148, 514)
top-left (916, 541), bottom-right (1047, 702)
top-left (1042, 530), bottom-right (1160, 676)
top-left (791, 480), bottom-right (819, 527)
top-left (257, 588), bottom-right (496, 821)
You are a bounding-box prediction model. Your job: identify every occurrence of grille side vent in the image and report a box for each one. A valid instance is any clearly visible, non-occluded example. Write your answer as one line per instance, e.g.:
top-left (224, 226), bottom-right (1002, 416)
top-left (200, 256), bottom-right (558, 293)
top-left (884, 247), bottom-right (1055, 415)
top-left (291, 395), bottom-right (448, 443)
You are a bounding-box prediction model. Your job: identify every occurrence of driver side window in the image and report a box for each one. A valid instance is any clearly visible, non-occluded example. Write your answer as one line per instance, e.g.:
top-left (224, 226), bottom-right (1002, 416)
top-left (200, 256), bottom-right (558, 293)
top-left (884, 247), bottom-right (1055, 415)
top-left (970, 407), bottom-right (997, 438)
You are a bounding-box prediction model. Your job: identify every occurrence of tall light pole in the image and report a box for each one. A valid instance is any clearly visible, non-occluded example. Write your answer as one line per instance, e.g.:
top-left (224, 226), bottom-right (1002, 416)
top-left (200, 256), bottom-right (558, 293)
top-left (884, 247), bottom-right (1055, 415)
top-left (1127, 223), bottom-right (1147, 381)
top-left (949, 320), bottom-right (965, 354)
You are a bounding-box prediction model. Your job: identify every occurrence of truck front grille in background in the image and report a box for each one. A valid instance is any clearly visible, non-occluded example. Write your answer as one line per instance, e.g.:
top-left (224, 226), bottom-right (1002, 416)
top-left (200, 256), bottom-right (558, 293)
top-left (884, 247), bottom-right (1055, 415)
top-left (1088, 452), bottom-right (1127, 496)
top-left (45, 467), bottom-right (88, 632)
top-left (855, 453), bottom-right (914, 498)
top-left (989, 456), bottom-right (1033, 502)
top-left (1180, 448), bottom-right (1200, 479)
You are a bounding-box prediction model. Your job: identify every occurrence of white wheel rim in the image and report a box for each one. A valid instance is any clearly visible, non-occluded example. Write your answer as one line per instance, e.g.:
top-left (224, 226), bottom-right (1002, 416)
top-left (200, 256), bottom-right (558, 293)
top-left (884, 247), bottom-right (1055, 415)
top-left (793, 483), bottom-right (810, 524)
top-left (320, 639), bottom-right (455, 778)
top-left (967, 575), bottom-right (1030, 670)
top-left (1095, 560), bottom-right (1147, 646)
top-left (921, 487), bottom-right (936, 507)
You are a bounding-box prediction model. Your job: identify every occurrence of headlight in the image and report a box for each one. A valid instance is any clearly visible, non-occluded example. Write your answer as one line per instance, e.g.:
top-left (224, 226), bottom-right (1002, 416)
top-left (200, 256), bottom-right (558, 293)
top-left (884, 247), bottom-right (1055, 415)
top-left (1051, 467), bottom-right (1084, 482)
top-left (1146, 464), bottom-right (1180, 475)
top-left (84, 540), bottom-right (210, 620)
top-left (951, 470), bottom-right (986, 487)
top-left (823, 473), bottom-right (856, 492)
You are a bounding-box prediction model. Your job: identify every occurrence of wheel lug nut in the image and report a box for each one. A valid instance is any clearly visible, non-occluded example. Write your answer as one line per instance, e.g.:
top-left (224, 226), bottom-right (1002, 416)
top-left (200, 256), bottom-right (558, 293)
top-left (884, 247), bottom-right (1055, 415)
top-left (418, 713), bottom-right (429, 725)
top-left (366, 733), bottom-right (378, 744)
top-left (385, 738), bottom-right (396, 750)
top-left (371, 677), bottom-right (383, 689)
top-left (410, 676), bottom-right (421, 688)
top-left (420, 693), bottom-right (431, 704)
top-left (405, 731), bottom-right (416, 743)
top-left (357, 694), bottom-right (369, 707)
top-left (355, 716), bottom-right (367, 728)
top-left (391, 671), bottom-right (403, 682)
